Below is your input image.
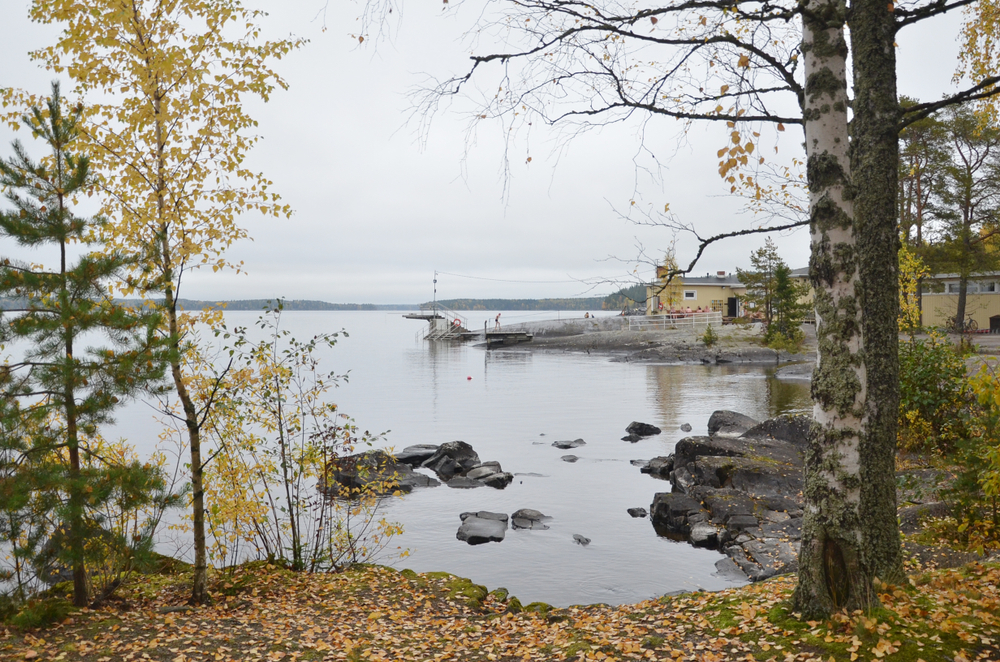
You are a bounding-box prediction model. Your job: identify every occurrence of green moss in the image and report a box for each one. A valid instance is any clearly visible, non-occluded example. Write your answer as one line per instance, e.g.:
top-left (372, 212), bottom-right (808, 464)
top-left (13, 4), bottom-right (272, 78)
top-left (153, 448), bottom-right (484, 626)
top-left (215, 561), bottom-right (296, 596)
top-left (806, 68), bottom-right (842, 102)
top-left (563, 641), bottom-right (592, 657)
top-left (489, 587), bottom-right (509, 603)
top-left (640, 635), bottom-right (664, 649)
top-left (398, 569), bottom-right (418, 580)
top-left (506, 596), bottom-right (523, 613)
top-left (147, 552), bottom-right (193, 575)
top-left (807, 151), bottom-right (847, 192)
top-left (10, 597), bottom-right (75, 630)
top-left (523, 601), bottom-right (552, 615)
top-left (423, 572), bottom-right (489, 610)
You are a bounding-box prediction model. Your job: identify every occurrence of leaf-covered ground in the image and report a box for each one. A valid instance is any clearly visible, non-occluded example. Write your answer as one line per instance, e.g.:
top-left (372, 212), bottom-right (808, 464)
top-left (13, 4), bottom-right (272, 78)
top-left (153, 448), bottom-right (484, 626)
top-left (3, 559), bottom-right (1000, 662)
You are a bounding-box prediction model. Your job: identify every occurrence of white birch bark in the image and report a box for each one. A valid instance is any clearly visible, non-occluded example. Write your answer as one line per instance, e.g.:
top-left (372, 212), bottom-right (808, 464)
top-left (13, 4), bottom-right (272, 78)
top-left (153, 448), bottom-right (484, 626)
top-left (792, 0), bottom-right (875, 617)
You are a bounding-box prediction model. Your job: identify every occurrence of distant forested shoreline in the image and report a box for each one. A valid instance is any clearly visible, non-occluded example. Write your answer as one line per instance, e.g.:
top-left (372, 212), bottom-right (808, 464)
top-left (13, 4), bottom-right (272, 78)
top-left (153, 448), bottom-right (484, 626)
top-left (0, 285), bottom-right (647, 312)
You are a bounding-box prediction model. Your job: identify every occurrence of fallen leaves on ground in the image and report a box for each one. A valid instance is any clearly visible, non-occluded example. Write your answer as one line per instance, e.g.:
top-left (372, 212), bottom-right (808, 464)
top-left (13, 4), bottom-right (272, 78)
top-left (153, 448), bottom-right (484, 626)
top-left (2, 560), bottom-right (1000, 661)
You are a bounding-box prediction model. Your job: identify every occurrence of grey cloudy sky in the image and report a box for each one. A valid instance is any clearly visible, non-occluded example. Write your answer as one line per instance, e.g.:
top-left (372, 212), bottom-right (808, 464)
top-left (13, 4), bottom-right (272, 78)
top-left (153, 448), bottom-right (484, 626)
top-left (0, 0), bottom-right (968, 304)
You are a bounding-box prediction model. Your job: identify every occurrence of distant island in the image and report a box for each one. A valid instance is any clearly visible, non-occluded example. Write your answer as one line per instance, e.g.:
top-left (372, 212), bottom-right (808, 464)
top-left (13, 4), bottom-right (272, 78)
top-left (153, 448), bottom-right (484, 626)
top-left (429, 285), bottom-right (647, 311)
top-left (165, 299), bottom-right (418, 311)
top-left (0, 285), bottom-right (646, 313)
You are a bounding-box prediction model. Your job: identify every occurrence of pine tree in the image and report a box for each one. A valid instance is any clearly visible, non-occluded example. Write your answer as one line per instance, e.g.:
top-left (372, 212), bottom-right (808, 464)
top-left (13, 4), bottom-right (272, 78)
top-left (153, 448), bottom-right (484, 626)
top-left (737, 239), bottom-right (807, 347)
top-left (0, 83), bottom-right (174, 607)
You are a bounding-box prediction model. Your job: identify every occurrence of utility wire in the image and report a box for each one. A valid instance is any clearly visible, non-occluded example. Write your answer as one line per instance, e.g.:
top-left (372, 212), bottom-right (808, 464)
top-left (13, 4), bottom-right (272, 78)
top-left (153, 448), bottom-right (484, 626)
top-left (434, 270), bottom-right (583, 284)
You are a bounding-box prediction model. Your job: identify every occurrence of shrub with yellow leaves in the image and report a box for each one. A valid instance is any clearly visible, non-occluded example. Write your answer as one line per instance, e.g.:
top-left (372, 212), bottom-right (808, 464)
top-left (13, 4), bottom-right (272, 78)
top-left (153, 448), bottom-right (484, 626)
top-left (179, 302), bottom-right (404, 573)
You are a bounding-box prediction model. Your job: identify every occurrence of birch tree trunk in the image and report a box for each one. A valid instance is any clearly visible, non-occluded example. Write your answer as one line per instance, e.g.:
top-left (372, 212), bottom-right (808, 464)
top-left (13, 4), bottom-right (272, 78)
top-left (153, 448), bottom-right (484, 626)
top-left (793, 0), bottom-right (878, 618)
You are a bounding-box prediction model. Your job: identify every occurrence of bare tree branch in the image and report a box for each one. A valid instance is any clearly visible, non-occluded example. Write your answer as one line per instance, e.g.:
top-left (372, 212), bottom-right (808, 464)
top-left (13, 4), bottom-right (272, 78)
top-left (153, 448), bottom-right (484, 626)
top-left (899, 77), bottom-right (1000, 130)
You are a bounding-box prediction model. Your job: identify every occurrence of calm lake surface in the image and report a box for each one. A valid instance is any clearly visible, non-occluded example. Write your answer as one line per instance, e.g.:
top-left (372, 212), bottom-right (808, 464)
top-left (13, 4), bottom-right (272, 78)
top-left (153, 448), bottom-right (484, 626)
top-left (109, 309), bottom-right (811, 607)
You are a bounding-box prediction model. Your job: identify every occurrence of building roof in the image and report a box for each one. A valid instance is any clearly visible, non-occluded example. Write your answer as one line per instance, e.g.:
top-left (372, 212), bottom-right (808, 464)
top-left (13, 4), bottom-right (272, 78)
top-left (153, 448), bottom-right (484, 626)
top-left (679, 274), bottom-right (745, 286)
top-left (925, 271), bottom-right (1000, 280)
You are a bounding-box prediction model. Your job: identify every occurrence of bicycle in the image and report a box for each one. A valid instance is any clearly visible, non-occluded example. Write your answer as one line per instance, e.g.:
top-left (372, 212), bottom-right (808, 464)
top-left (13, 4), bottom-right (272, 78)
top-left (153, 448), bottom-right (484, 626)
top-left (947, 313), bottom-right (979, 333)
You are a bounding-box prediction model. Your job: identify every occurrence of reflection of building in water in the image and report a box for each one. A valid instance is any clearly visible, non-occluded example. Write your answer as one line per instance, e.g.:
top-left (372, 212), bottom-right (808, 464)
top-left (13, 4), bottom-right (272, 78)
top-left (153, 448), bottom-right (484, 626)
top-left (421, 339), bottom-right (465, 363)
top-left (404, 338), bottom-right (467, 415)
top-left (484, 349), bottom-right (533, 365)
top-left (764, 373), bottom-right (812, 416)
top-left (646, 364), bottom-right (811, 429)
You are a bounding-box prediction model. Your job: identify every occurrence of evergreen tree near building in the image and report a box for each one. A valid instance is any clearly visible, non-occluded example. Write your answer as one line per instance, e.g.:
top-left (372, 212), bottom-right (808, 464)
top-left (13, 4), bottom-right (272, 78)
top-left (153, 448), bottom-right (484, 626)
top-left (737, 238), bottom-right (809, 347)
top-left (928, 107), bottom-right (1000, 331)
top-left (0, 83), bottom-right (174, 607)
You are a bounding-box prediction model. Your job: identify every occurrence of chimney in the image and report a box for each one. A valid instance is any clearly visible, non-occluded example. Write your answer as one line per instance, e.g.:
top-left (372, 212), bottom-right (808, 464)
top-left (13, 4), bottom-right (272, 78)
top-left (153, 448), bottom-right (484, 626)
top-left (716, 270), bottom-right (726, 278)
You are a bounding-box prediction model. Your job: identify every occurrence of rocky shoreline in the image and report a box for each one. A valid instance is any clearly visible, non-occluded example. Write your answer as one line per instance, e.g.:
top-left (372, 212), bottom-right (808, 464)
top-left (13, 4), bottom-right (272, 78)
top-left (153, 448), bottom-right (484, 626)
top-left (500, 317), bottom-right (818, 366)
top-left (639, 411), bottom-right (810, 582)
top-left (326, 407), bottom-right (971, 589)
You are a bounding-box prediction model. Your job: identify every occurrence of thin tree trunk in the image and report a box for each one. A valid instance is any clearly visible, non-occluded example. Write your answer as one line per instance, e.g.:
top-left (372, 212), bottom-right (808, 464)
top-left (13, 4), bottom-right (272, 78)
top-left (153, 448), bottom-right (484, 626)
top-left (152, 87), bottom-right (210, 605)
top-left (61, 197), bottom-right (88, 607)
top-left (792, 0), bottom-right (876, 618)
top-left (851, 0), bottom-right (905, 586)
top-left (957, 275), bottom-right (969, 329)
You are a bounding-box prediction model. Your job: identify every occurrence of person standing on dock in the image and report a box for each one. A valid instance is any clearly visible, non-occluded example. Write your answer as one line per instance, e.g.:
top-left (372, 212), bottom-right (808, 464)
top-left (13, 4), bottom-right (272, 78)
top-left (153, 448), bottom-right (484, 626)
top-left (495, 313), bottom-right (501, 330)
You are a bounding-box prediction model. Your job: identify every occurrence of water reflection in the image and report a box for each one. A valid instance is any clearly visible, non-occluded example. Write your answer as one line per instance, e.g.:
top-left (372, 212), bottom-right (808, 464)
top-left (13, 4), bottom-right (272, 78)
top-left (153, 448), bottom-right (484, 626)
top-left (646, 364), bottom-right (811, 429)
top-left (484, 348), bottom-right (533, 366)
top-left (764, 367), bottom-right (813, 416)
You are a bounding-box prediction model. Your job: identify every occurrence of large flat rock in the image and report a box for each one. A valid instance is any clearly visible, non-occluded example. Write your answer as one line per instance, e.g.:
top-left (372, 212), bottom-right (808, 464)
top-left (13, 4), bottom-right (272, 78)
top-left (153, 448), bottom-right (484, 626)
top-left (647, 413), bottom-right (812, 584)
top-left (326, 450), bottom-right (440, 495)
top-left (457, 511), bottom-right (508, 545)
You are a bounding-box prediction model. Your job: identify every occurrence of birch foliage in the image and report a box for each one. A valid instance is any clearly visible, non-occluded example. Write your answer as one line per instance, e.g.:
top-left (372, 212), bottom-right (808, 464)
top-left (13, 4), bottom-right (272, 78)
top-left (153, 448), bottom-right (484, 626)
top-left (5, 0), bottom-right (305, 605)
top-left (20, 0), bottom-right (302, 282)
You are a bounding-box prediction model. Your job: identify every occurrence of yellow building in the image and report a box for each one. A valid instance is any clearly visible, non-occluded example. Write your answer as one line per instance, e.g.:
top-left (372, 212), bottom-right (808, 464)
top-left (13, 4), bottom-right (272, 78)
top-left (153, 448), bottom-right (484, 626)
top-left (920, 272), bottom-right (1000, 330)
top-left (646, 270), bottom-right (747, 317)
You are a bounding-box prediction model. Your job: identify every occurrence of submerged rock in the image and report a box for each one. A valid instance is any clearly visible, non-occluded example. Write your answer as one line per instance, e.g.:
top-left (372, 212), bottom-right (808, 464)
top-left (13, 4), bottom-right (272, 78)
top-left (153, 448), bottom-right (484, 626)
top-left (572, 534), bottom-right (591, 546)
top-left (627, 507), bottom-right (648, 518)
top-left (640, 456), bottom-right (673, 479)
top-left (511, 508), bottom-right (551, 530)
top-left (552, 438), bottom-right (586, 449)
top-left (446, 476), bottom-right (485, 489)
top-left (326, 449), bottom-right (440, 496)
top-left (626, 421), bottom-right (662, 437)
top-left (482, 472), bottom-right (514, 489)
top-left (457, 511), bottom-right (508, 545)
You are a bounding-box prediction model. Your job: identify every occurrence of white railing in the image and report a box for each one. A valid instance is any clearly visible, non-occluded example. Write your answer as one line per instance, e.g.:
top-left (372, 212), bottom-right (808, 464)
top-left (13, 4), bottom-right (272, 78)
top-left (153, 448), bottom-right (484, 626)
top-left (420, 303), bottom-right (469, 340)
top-left (628, 311), bottom-right (723, 331)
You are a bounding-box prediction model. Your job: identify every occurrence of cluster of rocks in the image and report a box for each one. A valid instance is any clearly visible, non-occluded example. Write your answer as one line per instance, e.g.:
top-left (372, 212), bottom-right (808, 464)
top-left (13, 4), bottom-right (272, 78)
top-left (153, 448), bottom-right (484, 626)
top-left (457, 509), bottom-right (551, 545)
top-left (326, 441), bottom-right (513, 494)
top-left (642, 410), bottom-right (810, 582)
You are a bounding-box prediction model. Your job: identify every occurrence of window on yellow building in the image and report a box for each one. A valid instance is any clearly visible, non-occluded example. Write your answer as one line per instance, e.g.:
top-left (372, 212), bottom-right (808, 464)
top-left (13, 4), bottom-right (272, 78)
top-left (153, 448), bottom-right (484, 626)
top-left (710, 300), bottom-right (723, 312)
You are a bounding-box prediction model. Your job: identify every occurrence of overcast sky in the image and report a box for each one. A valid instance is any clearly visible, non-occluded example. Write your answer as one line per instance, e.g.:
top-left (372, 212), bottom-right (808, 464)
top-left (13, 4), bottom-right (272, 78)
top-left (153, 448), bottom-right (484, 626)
top-left (0, 0), bottom-right (969, 304)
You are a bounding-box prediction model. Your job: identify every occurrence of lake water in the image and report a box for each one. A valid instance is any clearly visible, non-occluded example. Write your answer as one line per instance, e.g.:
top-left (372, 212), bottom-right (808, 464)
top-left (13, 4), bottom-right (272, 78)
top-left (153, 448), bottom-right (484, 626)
top-left (107, 309), bottom-right (812, 607)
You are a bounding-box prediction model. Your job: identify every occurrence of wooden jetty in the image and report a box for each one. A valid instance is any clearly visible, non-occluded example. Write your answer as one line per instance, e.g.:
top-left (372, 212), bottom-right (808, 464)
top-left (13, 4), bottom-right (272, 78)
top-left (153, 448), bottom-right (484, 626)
top-left (404, 304), bottom-right (472, 341)
top-left (404, 302), bottom-right (533, 348)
